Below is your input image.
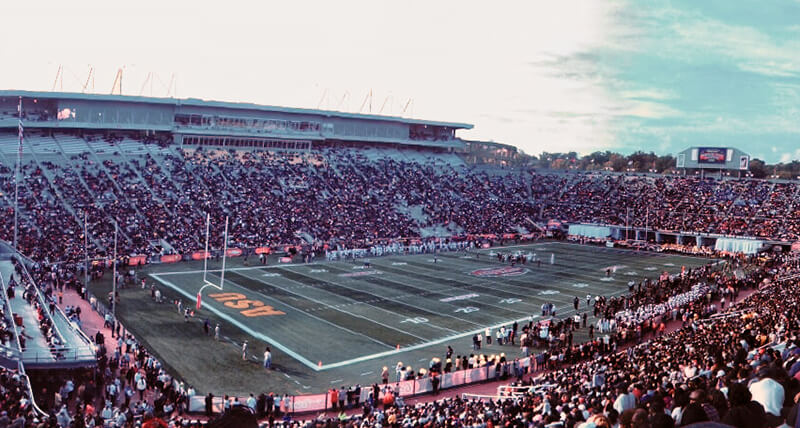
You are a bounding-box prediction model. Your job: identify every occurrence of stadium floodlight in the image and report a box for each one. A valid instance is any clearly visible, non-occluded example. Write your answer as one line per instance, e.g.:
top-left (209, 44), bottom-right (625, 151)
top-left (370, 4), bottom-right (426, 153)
top-left (197, 214), bottom-right (229, 309)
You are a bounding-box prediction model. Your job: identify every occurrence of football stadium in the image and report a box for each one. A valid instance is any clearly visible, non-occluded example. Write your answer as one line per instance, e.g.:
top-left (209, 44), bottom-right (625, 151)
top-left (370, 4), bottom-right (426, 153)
top-left (3, 3), bottom-right (800, 428)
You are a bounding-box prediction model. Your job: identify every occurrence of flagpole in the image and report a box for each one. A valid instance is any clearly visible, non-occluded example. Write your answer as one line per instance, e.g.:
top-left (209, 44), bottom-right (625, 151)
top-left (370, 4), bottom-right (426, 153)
top-left (84, 211), bottom-right (89, 290)
top-left (112, 221), bottom-right (118, 322)
top-left (203, 213), bottom-right (210, 284)
top-left (13, 96), bottom-right (22, 252)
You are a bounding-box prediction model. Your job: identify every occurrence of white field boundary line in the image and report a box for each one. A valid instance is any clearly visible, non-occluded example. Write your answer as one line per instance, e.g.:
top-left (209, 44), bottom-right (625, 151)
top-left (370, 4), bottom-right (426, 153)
top-left (151, 241), bottom-right (711, 277)
top-left (271, 264), bottom-right (488, 329)
top-left (415, 252), bottom-right (627, 296)
top-left (230, 270), bottom-right (430, 341)
top-left (325, 263), bottom-right (533, 318)
top-left (151, 273), bottom-right (390, 371)
top-left (237, 268), bottom-right (459, 336)
top-left (151, 271), bottom-right (631, 371)
top-left (200, 271), bottom-right (397, 349)
top-left (149, 243), bottom-right (671, 371)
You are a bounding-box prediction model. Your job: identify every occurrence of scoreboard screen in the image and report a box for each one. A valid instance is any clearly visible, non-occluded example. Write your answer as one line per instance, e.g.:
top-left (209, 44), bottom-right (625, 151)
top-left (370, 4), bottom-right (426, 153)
top-left (697, 147), bottom-right (727, 164)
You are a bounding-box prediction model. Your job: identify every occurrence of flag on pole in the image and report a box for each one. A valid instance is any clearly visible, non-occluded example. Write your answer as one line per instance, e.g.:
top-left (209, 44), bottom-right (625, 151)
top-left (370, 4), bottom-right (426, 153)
top-left (196, 292), bottom-right (202, 310)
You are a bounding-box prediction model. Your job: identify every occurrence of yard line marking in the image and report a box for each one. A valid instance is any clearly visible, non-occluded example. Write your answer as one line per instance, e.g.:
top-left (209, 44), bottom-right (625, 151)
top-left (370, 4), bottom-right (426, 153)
top-left (206, 272), bottom-right (398, 349)
top-left (308, 287), bottom-right (626, 371)
top-left (372, 259), bottom-right (580, 308)
top-left (240, 270), bottom-right (432, 341)
top-left (149, 243), bottom-right (710, 371)
top-left (360, 371), bottom-right (373, 376)
top-left (330, 379), bottom-right (343, 384)
top-left (149, 274), bottom-right (323, 371)
top-left (272, 266), bottom-right (470, 333)
top-left (372, 261), bottom-right (541, 314)
top-left (315, 264), bottom-right (488, 329)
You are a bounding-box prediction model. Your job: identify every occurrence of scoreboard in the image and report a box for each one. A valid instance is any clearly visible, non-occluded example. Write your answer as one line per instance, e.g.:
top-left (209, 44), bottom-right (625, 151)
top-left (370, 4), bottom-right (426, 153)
top-left (676, 147), bottom-right (750, 171)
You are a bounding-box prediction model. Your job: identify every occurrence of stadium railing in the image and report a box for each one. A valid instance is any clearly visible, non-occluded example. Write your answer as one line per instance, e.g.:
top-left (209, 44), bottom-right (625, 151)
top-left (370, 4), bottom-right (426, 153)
top-left (0, 274), bottom-right (24, 356)
top-left (16, 260), bottom-right (68, 349)
top-left (16, 255), bottom-right (96, 357)
top-left (17, 360), bottom-right (48, 417)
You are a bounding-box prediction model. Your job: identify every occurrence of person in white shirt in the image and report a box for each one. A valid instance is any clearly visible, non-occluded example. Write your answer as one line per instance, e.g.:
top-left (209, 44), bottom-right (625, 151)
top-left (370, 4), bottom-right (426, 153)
top-left (749, 369), bottom-right (784, 417)
top-left (247, 394), bottom-right (257, 410)
top-left (613, 384), bottom-right (636, 414)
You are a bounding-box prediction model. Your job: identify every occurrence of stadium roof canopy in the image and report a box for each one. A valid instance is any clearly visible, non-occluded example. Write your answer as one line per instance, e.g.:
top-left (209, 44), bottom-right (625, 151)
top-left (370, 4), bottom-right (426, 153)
top-left (0, 90), bottom-right (473, 130)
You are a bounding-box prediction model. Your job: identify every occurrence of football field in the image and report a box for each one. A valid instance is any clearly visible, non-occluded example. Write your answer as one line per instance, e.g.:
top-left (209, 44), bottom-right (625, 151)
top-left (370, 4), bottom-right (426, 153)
top-left (149, 242), bottom-right (713, 371)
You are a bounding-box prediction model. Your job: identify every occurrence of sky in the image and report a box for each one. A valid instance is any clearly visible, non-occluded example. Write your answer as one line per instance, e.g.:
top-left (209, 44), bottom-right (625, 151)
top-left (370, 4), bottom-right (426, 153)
top-left (2, 0), bottom-right (799, 163)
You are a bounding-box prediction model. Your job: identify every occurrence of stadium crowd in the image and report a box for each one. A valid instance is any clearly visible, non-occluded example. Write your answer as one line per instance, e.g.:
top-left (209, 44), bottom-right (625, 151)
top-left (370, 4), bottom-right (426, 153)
top-left (282, 253), bottom-right (800, 428)
top-left (3, 139), bottom-right (800, 426)
top-left (1, 139), bottom-right (799, 267)
top-left (10, 244), bottom-right (797, 427)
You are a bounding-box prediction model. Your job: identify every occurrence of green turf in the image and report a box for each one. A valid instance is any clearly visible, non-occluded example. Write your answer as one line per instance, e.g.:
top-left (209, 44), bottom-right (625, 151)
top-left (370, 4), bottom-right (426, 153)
top-left (88, 241), bottom-right (714, 396)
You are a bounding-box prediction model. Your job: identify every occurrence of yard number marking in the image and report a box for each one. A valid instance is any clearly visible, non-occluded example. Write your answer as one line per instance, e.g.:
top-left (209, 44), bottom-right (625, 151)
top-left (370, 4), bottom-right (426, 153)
top-left (208, 292), bottom-right (285, 317)
top-left (399, 317), bottom-right (429, 324)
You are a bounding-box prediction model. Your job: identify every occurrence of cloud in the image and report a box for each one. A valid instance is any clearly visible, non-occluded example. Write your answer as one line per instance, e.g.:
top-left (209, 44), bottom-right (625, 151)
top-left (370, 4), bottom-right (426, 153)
top-left (779, 148), bottom-right (800, 163)
top-left (642, 7), bottom-right (800, 78)
top-left (619, 89), bottom-right (678, 101)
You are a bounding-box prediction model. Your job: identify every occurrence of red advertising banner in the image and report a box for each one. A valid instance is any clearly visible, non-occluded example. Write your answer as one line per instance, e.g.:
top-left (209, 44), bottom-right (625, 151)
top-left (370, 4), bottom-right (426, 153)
top-left (160, 254), bottom-right (181, 264)
top-left (291, 393), bottom-right (328, 413)
top-left (255, 247), bottom-right (271, 255)
top-left (192, 251), bottom-right (211, 261)
top-left (502, 233), bottom-right (517, 239)
top-left (279, 256), bottom-right (292, 263)
top-left (226, 248), bottom-right (243, 257)
top-left (128, 255), bottom-right (147, 266)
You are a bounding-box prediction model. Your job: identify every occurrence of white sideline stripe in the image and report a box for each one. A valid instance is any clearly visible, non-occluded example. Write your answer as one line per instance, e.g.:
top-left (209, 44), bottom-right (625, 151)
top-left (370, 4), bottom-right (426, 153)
top-left (151, 272), bottom-right (593, 371)
top-left (237, 270), bottom-right (429, 341)
top-left (157, 263), bottom-right (310, 276)
top-left (316, 283), bottom-right (635, 371)
top-left (149, 274), bottom-right (323, 371)
top-left (147, 242), bottom-right (695, 371)
top-left (202, 271), bottom-right (396, 349)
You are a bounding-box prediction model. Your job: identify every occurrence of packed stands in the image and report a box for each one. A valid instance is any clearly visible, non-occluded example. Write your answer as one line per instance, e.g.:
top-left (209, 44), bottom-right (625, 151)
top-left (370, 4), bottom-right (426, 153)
top-left (0, 132), bottom-right (799, 267)
top-left (3, 131), bottom-right (800, 426)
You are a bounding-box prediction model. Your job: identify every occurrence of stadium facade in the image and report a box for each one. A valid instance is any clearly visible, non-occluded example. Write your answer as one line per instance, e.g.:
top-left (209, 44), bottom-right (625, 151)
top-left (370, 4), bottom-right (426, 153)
top-left (0, 90), bottom-right (473, 152)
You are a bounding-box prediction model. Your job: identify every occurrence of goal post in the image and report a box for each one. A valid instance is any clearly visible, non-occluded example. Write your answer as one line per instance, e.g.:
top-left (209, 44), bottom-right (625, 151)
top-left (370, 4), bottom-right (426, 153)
top-left (197, 215), bottom-right (229, 309)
